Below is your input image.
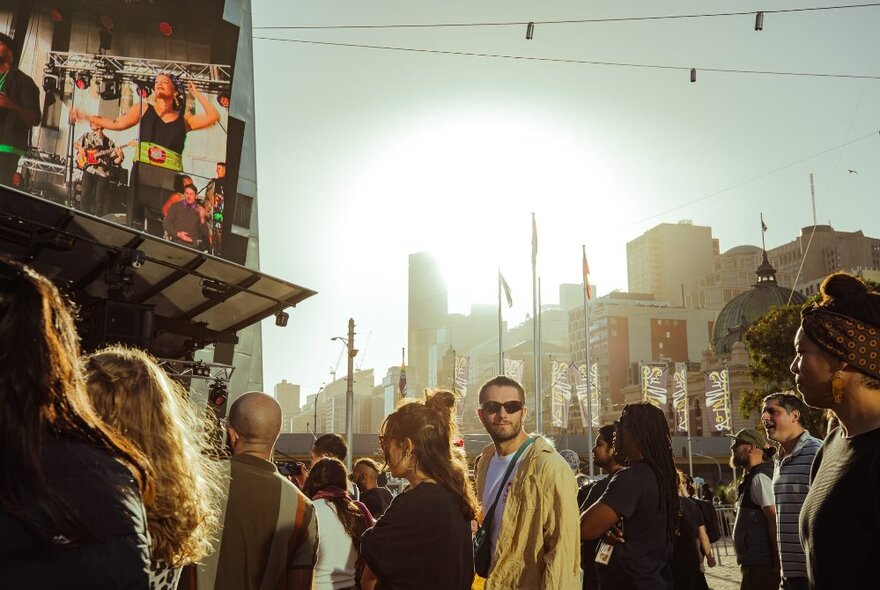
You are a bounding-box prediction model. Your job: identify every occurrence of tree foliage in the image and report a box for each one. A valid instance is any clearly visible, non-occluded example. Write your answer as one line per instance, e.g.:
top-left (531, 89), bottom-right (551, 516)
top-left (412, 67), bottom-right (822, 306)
top-left (742, 300), bottom-right (827, 437)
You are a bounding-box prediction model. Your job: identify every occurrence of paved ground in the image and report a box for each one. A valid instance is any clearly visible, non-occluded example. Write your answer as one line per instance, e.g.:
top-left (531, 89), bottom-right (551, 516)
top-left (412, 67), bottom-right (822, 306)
top-left (704, 543), bottom-right (741, 590)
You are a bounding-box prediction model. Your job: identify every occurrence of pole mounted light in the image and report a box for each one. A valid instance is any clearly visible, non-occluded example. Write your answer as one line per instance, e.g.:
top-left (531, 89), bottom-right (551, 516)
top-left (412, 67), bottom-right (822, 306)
top-left (331, 319), bottom-right (357, 473)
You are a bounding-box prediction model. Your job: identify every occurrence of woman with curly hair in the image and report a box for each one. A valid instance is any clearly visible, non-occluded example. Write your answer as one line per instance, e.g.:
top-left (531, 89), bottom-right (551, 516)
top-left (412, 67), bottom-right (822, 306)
top-left (85, 345), bottom-right (224, 590)
top-left (0, 259), bottom-right (154, 587)
top-left (792, 273), bottom-right (880, 590)
top-left (304, 457), bottom-right (374, 590)
top-left (360, 389), bottom-right (478, 590)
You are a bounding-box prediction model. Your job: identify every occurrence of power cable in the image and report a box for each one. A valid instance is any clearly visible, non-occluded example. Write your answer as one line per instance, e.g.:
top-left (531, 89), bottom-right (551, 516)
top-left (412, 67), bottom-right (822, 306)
top-left (619, 129), bottom-right (880, 231)
top-left (253, 3), bottom-right (880, 30)
top-left (253, 37), bottom-right (880, 81)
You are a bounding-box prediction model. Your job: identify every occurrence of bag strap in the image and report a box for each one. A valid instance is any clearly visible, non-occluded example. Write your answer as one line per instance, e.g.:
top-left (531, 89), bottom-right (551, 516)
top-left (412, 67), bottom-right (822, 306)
top-left (481, 436), bottom-right (536, 527)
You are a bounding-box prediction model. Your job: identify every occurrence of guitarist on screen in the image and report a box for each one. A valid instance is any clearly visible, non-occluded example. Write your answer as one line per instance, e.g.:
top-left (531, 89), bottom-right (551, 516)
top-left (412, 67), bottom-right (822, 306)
top-left (74, 122), bottom-right (123, 217)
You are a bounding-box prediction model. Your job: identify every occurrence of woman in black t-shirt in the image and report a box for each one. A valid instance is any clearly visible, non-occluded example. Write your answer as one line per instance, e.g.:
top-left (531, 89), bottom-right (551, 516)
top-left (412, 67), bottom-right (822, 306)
top-left (360, 390), bottom-right (478, 590)
top-left (791, 273), bottom-right (880, 590)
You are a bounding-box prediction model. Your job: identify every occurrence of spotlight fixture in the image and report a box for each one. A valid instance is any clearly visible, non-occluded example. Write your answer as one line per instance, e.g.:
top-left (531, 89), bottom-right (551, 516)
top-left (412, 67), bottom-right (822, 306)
top-left (193, 360), bottom-right (211, 377)
top-left (201, 279), bottom-right (230, 302)
top-left (217, 91), bottom-right (230, 109)
top-left (104, 249), bottom-right (145, 300)
top-left (42, 73), bottom-right (59, 94)
top-left (74, 72), bottom-right (91, 90)
top-left (100, 77), bottom-right (121, 101)
top-left (118, 248), bottom-right (146, 269)
top-left (208, 379), bottom-right (228, 407)
top-left (135, 81), bottom-right (152, 99)
top-left (275, 309), bottom-right (289, 327)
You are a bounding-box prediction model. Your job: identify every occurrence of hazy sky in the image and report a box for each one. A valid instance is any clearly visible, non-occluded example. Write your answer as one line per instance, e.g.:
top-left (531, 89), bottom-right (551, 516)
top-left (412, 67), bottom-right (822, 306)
top-left (252, 0), bottom-right (880, 402)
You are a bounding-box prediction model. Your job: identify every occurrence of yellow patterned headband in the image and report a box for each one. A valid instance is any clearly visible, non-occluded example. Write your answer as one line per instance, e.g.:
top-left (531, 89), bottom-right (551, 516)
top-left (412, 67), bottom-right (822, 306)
top-left (801, 307), bottom-right (880, 381)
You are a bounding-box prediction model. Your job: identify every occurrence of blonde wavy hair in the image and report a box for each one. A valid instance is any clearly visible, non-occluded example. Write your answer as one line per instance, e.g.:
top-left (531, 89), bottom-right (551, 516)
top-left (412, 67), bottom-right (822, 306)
top-left (84, 345), bottom-right (223, 567)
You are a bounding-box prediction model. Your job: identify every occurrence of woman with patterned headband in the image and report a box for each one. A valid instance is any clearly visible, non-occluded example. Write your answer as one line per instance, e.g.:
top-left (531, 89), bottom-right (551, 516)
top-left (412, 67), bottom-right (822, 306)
top-left (790, 272), bottom-right (880, 590)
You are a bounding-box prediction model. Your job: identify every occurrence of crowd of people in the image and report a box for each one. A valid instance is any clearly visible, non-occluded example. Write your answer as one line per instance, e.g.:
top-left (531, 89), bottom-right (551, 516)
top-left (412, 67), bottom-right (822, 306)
top-left (0, 258), bottom-right (878, 590)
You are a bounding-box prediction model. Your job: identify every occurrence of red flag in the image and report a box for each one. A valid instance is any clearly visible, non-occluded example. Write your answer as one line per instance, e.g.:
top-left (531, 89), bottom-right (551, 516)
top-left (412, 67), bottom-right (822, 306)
top-left (582, 247), bottom-right (591, 300)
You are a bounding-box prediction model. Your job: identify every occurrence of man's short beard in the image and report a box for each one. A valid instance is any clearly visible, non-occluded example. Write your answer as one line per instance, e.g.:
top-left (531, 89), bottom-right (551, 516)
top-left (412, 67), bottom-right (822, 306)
top-left (486, 421), bottom-right (522, 444)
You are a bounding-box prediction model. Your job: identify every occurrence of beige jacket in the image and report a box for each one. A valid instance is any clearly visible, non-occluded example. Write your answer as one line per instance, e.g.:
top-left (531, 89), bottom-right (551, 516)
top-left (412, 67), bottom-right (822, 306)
top-left (475, 436), bottom-right (581, 589)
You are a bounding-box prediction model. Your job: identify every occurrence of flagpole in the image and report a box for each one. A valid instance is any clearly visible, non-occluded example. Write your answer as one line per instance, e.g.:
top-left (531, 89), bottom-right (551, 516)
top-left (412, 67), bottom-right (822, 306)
top-left (498, 270), bottom-right (503, 375)
top-left (538, 276), bottom-right (544, 435)
top-left (583, 245), bottom-right (594, 477)
top-left (532, 213), bottom-right (541, 435)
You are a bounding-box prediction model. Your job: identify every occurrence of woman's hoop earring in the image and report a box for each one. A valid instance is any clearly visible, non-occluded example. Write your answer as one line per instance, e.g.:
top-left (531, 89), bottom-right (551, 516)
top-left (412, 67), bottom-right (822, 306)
top-left (831, 370), bottom-right (845, 404)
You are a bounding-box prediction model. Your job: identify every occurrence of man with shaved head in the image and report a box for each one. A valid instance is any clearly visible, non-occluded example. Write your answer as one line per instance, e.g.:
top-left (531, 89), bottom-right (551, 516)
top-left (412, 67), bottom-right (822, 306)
top-left (198, 392), bottom-right (318, 590)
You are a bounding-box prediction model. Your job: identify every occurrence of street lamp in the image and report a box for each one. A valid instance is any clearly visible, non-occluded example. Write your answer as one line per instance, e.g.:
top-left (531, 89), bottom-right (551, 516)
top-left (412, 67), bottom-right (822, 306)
top-left (331, 318), bottom-right (357, 472)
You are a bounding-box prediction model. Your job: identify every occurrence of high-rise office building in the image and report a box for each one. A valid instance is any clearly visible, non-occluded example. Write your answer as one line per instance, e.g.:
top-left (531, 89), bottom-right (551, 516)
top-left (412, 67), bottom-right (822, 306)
top-left (627, 221), bottom-right (719, 306)
top-left (407, 252), bottom-right (448, 394)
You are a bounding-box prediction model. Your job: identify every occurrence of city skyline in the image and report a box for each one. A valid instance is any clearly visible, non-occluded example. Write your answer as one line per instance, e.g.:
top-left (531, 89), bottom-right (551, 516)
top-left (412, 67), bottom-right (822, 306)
top-left (253, 0), bottom-right (880, 396)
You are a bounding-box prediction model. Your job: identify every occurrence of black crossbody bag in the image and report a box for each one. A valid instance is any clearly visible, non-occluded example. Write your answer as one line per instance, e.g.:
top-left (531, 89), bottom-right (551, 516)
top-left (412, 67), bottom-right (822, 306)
top-left (472, 436), bottom-right (536, 578)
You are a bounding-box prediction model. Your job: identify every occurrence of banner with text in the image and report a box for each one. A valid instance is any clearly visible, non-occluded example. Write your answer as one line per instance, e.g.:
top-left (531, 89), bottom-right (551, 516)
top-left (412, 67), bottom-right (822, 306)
top-left (453, 355), bottom-right (470, 425)
top-left (703, 368), bottom-right (732, 432)
top-left (641, 362), bottom-right (669, 409)
top-left (570, 363), bottom-right (590, 428)
top-left (551, 360), bottom-right (571, 429)
top-left (589, 362), bottom-right (601, 428)
top-left (672, 362), bottom-right (689, 433)
top-left (503, 358), bottom-right (525, 385)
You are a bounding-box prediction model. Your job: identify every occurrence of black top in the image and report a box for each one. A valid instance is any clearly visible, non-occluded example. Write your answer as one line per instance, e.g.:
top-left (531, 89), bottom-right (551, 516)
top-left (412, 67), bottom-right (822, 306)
top-left (362, 486), bottom-right (394, 519)
top-left (164, 199), bottom-right (207, 246)
top-left (0, 435), bottom-right (151, 588)
top-left (800, 425), bottom-right (880, 590)
top-left (580, 476), bottom-right (611, 590)
top-left (0, 68), bottom-right (40, 149)
top-left (672, 497), bottom-right (705, 589)
top-left (140, 103), bottom-right (186, 154)
top-left (596, 461), bottom-right (673, 590)
top-left (361, 482), bottom-right (474, 590)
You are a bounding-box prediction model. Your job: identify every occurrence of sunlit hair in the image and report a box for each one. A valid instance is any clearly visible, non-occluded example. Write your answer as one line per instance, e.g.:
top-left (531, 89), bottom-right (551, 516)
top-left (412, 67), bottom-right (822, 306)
top-left (0, 259), bottom-right (153, 541)
top-left (676, 468), bottom-right (696, 497)
top-left (84, 345), bottom-right (223, 566)
top-left (620, 402), bottom-right (680, 542)
top-left (478, 375), bottom-right (526, 403)
top-left (380, 389), bottom-right (479, 520)
top-left (304, 457), bottom-right (369, 548)
top-left (762, 392), bottom-right (808, 423)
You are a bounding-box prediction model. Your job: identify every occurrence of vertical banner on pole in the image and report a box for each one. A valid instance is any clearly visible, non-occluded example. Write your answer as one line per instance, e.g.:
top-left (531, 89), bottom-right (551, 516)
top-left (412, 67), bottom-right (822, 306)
top-left (453, 355), bottom-right (470, 425)
top-left (571, 363), bottom-right (589, 428)
top-left (704, 368), bottom-right (732, 432)
top-left (641, 362), bottom-right (669, 409)
top-left (503, 358), bottom-right (525, 384)
top-left (672, 362), bottom-right (689, 433)
top-left (589, 362), bottom-right (601, 427)
top-left (550, 360), bottom-right (571, 428)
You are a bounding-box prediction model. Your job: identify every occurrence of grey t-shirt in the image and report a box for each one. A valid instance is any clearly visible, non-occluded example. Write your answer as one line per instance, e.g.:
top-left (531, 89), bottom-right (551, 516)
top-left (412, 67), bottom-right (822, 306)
top-left (596, 461), bottom-right (673, 590)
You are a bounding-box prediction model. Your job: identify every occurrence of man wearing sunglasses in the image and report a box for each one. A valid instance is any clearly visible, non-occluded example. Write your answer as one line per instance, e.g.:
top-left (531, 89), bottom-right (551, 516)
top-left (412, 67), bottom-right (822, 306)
top-left (474, 376), bottom-right (581, 589)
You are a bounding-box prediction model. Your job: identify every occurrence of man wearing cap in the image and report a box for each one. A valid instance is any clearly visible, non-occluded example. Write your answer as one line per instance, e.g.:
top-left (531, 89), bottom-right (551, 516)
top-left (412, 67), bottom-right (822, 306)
top-left (727, 428), bottom-right (780, 590)
top-left (0, 32), bottom-right (40, 185)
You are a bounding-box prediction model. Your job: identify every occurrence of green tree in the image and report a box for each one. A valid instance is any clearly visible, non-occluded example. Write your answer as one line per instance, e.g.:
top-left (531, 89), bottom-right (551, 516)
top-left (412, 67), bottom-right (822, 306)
top-left (742, 301), bottom-right (828, 437)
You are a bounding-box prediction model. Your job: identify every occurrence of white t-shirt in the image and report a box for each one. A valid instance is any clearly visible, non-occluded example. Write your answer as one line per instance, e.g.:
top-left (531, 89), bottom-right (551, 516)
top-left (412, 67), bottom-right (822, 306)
top-left (750, 473), bottom-right (775, 508)
top-left (482, 450), bottom-right (526, 565)
top-left (313, 499), bottom-right (358, 590)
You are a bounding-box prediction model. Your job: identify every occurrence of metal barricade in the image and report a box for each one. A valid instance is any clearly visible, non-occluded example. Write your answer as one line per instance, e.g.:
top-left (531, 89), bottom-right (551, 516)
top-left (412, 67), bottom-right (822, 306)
top-left (711, 504), bottom-right (737, 565)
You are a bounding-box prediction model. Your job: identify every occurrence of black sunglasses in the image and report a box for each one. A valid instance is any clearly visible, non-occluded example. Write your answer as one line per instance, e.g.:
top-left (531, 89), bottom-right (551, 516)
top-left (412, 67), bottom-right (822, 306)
top-left (481, 400), bottom-right (524, 414)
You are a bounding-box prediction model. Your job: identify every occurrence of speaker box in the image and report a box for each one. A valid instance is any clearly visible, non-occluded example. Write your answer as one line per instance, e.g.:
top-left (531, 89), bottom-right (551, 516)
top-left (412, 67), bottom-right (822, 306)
top-left (80, 300), bottom-right (154, 352)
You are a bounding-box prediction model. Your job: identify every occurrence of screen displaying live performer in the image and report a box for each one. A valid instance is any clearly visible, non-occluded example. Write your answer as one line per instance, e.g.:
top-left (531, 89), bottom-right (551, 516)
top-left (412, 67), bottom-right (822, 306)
top-left (0, 1), bottom-right (239, 259)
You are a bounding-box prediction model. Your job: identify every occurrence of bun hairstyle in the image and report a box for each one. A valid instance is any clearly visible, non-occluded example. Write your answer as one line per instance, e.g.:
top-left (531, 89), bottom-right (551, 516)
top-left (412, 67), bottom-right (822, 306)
top-left (802, 273), bottom-right (880, 386)
top-left (380, 389), bottom-right (478, 520)
top-left (817, 273), bottom-right (880, 326)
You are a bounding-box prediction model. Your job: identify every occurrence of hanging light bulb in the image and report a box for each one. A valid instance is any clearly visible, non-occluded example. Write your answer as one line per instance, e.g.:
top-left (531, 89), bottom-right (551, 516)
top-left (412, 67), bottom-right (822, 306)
top-left (690, 68), bottom-right (697, 83)
top-left (755, 12), bottom-right (764, 31)
top-left (526, 22), bottom-right (535, 40)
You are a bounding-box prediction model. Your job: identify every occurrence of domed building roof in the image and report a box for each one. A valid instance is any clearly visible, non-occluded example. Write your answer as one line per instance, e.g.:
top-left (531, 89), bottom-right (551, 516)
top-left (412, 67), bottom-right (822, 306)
top-left (712, 251), bottom-right (807, 355)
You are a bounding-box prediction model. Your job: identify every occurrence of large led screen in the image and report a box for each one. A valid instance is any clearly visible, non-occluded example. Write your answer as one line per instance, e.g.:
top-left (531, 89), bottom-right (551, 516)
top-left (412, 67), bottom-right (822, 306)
top-left (0, 1), bottom-right (241, 258)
